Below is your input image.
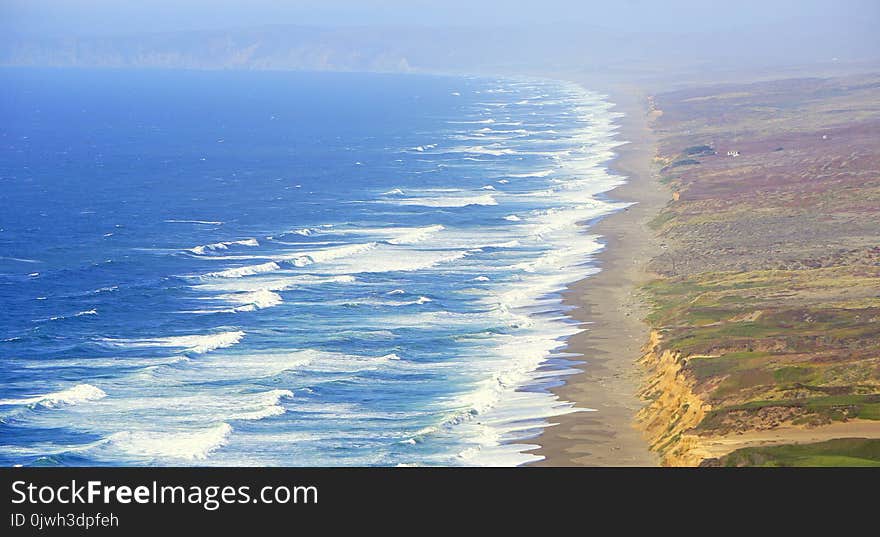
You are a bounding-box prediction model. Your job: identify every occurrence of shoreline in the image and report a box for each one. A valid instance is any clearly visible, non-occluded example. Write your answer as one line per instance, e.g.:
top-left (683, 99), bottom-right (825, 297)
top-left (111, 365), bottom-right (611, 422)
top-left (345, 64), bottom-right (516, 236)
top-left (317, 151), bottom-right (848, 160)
top-left (527, 83), bottom-right (668, 466)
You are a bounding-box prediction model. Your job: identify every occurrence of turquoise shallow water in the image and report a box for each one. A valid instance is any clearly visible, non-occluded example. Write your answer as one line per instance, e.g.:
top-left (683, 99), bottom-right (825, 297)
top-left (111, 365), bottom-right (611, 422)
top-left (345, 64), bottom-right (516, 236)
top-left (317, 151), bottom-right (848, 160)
top-left (0, 68), bottom-right (626, 466)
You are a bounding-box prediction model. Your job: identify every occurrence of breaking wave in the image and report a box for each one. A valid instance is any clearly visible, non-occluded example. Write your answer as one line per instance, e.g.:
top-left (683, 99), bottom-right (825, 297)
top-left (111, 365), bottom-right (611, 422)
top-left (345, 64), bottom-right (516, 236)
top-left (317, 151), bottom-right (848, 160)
top-left (105, 423), bottom-right (233, 461)
top-left (0, 384), bottom-right (107, 409)
top-left (189, 238), bottom-right (259, 255)
top-left (100, 331), bottom-right (245, 354)
top-left (201, 262), bottom-right (281, 279)
top-left (390, 194), bottom-right (497, 207)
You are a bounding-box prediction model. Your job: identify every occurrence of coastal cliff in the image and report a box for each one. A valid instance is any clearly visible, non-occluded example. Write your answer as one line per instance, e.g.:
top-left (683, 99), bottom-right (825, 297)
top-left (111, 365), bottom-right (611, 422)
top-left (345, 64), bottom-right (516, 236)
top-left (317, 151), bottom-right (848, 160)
top-left (637, 331), bottom-right (709, 466)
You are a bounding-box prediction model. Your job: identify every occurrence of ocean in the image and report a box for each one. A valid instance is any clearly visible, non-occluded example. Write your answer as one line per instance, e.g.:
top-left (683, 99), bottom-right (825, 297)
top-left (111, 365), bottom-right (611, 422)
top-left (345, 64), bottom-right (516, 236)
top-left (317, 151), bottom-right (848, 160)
top-left (0, 68), bottom-right (626, 466)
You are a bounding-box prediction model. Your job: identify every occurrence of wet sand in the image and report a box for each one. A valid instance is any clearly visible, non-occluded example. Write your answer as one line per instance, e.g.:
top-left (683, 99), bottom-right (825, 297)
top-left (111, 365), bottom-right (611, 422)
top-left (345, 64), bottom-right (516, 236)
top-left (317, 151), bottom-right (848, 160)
top-left (528, 83), bottom-right (669, 466)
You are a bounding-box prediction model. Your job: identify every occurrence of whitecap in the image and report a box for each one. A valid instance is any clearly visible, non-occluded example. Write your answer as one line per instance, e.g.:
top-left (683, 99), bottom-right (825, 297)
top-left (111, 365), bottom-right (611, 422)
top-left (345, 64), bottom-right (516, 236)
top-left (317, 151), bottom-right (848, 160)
top-left (193, 274), bottom-right (356, 294)
top-left (386, 225), bottom-right (444, 245)
top-left (321, 247), bottom-right (470, 274)
top-left (391, 194), bottom-right (496, 208)
top-left (286, 242), bottom-right (377, 267)
top-left (446, 145), bottom-right (517, 156)
top-left (214, 289), bottom-right (283, 311)
top-left (101, 330), bottom-right (244, 354)
top-left (105, 423), bottom-right (232, 461)
top-left (189, 238), bottom-right (259, 255)
top-left (201, 262), bottom-right (281, 279)
top-left (508, 169), bottom-right (555, 178)
top-left (164, 220), bottom-right (223, 225)
top-left (447, 118), bottom-right (495, 124)
top-left (0, 384), bottom-right (107, 408)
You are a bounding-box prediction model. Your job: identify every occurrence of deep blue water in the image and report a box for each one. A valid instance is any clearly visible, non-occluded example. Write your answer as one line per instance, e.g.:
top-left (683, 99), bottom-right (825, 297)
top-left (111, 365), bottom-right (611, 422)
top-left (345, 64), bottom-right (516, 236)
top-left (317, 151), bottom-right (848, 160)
top-left (0, 68), bottom-right (625, 466)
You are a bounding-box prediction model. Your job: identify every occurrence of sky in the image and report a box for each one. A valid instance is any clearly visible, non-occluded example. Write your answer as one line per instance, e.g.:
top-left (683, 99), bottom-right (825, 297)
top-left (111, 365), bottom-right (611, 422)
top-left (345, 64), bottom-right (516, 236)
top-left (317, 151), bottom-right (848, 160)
top-left (2, 0), bottom-right (878, 37)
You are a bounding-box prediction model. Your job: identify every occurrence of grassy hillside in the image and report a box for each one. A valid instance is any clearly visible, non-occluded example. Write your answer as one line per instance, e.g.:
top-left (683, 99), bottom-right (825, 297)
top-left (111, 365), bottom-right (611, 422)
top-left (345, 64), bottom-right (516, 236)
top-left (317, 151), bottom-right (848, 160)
top-left (639, 74), bottom-right (880, 465)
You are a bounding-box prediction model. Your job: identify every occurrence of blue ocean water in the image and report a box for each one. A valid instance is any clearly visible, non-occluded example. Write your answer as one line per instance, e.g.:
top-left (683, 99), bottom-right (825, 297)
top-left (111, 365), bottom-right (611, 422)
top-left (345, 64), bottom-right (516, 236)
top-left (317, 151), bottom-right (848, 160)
top-left (0, 68), bottom-right (626, 466)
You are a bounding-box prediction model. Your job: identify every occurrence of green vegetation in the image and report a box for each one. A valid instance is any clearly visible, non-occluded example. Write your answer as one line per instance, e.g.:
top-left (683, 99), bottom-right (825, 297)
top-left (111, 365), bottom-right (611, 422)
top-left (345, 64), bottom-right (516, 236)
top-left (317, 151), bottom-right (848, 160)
top-left (682, 145), bottom-right (715, 156)
top-left (641, 74), bottom-right (880, 465)
top-left (643, 267), bottom-right (880, 431)
top-left (667, 158), bottom-right (700, 168)
top-left (715, 438), bottom-right (880, 467)
top-left (648, 210), bottom-right (678, 230)
top-left (697, 394), bottom-right (880, 433)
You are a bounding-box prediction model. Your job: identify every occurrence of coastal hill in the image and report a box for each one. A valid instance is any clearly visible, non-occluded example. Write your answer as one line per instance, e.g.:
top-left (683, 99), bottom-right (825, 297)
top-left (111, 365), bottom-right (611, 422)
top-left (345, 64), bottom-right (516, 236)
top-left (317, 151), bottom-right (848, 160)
top-left (639, 73), bottom-right (880, 466)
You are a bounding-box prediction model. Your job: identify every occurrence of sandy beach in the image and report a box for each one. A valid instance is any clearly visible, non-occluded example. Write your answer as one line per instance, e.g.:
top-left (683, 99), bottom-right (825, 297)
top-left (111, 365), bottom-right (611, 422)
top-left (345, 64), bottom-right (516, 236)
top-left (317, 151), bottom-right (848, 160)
top-left (528, 83), bottom-right (669, 466)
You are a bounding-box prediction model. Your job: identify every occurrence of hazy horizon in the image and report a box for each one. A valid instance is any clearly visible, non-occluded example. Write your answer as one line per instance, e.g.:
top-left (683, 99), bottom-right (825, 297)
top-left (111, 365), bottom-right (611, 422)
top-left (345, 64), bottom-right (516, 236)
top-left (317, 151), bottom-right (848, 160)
top-left (3, 0), bottom-right (879, 36)
top-left (1, 1), bottom-right (878, 86)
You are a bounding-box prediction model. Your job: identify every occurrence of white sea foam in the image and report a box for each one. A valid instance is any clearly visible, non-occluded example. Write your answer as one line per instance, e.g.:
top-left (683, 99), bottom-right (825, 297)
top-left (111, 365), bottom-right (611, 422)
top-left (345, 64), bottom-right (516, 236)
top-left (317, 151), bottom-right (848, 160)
top-left (228, 390), bottom-right (294, 420)
top-left (386, 225), bottom-right (444, 245)
top-left (189, 238), bottom-right (259, 255)
top-left (447, 118), bottom-right (495, 124)
top-left (286, 242), bottom-right (377, 267)
top-left (178, 308), bottom-right (242, 314)
top-left (508, 169), bottom-right (555, 178)
top-left (179, 349), bottom-right (400, 378)
top-left (164, 219), bottom-right (223, 225)
top-left (142, 353), bottom-right (315, 382)
top-left (0, 256), bottom-right (41, 264)
top-left (106, 423), bottom-right (233, 461)
top-left (487, 240), bottom-right (521, 248)
top-left (98, 390), bottom-right (295, 424)
top-left (214, 289), bottom-right (283, 311)
top-left (87, 286), bottom-right (118, 295)
top-left (409, 329), bottom-right (583, 466)
top-left (43, 309), bottom-right (98, 322)
top-left (307, 296), bottom-right (432, 308)
top-left (0, 384), bottom-right (107, 408)
top-left (302, 350), bottom-right (402, 373)
top-left (321, 247), bottom-right (470, 274)
top-left (391, 193), bottom-right (496, 207)
top-left (193, 274), bottom-right (356, 294)
top-left (201, 262), bottom-right (281, 279)
top-left (446, 145), bottom-right (517, 156)
top-left (101, 331), bottom-right (244, 354)
top-left (513, 246), bottom-right (580, 273)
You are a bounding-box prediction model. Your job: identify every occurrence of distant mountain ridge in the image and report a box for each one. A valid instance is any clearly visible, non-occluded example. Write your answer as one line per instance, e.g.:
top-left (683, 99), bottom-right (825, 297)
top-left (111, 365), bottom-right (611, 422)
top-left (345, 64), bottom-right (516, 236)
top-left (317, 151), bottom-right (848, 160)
top-left (1, 22), bottom-right (877, 75)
